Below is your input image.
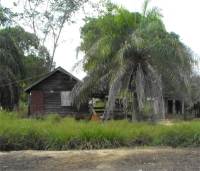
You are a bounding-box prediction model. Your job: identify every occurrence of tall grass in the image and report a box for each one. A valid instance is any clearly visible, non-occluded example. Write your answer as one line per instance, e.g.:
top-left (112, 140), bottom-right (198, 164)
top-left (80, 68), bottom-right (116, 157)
top-left (0, 111), bottom-right (200, 151)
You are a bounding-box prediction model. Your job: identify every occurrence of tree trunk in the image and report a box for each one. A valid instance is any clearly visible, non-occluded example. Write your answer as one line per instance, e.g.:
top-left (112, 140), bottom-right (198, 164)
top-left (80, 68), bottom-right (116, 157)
top-left (132, 93), bottom-right (140, 122)
top-left (153, 98), bottom-right (159, 123)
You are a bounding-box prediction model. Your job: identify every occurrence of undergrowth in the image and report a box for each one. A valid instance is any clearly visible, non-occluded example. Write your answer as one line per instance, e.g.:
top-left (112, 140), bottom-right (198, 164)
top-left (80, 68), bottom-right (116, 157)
top-left (0, 111), bottom-right (200, 151)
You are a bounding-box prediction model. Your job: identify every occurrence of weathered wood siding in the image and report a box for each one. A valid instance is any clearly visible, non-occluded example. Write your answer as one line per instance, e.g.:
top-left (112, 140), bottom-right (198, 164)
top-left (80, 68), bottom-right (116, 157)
top-left (30, 71), bottom-right (77, 91)
top-left (43, 91), bottom-right (88, 117)
top-left (44, 91), bottom-right (61, 115)
top-left (30, 91), bottom-right (44, 116)
top-left (29, 71), bottom-right (88, 117)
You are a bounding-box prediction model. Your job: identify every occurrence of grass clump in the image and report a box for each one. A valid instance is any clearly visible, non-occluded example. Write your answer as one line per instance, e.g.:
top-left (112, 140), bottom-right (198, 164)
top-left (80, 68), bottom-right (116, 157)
top-left (0, 111), bottom-right (200, 151)
top-left (153, 122), bottom-right (200, 147)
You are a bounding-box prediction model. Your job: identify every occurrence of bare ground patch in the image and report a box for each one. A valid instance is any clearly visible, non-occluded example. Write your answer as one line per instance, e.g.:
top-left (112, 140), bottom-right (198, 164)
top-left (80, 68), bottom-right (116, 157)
top-left (1, 148), bottom-right (200, 171)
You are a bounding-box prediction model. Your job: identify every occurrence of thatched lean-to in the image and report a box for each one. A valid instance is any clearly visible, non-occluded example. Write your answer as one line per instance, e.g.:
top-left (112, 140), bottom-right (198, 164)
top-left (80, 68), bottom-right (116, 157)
top-left (24, 66), bottom-right (88, 118)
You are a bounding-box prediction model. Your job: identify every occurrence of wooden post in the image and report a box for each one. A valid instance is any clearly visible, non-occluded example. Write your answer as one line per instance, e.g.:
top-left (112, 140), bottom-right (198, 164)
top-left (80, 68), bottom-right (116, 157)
top-left (192, 109), bottom-right (195, 118)
top-left (181, 101), bottom-right (184, 114)
top-left (173, 100), bottom-right (176, 114)
top-left (165, 99), bottom-right (168, 114)
top-left (89, 104), bottom-right (97, 115)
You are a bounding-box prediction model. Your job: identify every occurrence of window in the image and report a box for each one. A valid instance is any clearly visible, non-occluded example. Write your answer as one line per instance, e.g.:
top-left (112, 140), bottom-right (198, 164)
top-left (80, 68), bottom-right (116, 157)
top-left (61, 91), bottom-right (71, 106)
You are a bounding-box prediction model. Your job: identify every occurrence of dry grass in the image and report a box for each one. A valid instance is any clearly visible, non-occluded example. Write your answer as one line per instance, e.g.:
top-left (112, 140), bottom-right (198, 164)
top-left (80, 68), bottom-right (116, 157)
top-left (159, 119), bottom-right (173, 126)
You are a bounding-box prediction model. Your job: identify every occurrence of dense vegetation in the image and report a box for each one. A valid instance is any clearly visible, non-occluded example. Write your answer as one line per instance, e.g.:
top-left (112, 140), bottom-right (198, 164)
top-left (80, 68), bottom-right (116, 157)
top-left (0, 26), bottom-right (51, 110)
top-left (0, 111), bottom-right (200, 151)
top-left (0, 0), bottom-right (200, 152)
top-left (0, 0), bottom-right (88, 110)
top-left (72, 1), bottom-right (200, 122)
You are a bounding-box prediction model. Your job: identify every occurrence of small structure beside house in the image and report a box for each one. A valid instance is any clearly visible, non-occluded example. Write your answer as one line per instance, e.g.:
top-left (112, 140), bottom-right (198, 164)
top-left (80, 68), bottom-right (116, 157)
top-left (90, 93), bottom-right (126, 120)
top-left (24, 66), bottom-right (88, 118)
top-left (164, 94), bottom-right (200, 118)
top-left (164, 95), bottom-right (185, 114)
top-left (186, 101), bottom-right (200, 118)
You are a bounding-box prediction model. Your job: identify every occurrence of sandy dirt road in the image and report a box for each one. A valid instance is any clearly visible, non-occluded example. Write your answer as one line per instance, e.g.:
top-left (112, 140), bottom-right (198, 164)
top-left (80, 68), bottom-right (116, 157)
top-left (1, 148), bottom-right (200, 171)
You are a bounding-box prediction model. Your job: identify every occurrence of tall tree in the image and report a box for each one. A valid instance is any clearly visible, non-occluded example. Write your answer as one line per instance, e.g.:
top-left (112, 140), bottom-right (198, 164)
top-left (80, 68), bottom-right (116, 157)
top-left (0, 13), bottom-right (53, 109)
top-left (71, 1), bottom-right (199, 122)
top-left (0, 4), bottom-right (15, 27)
top-left (10, 0), bottom-right (89, 71)
top-left (0, 33), bottom-right (25, 110)
top-left (0, 26), bottom-right (55, 102)
top-left (0, 26), bottom-right (38, 53)
top-left (0, 26), bottom-right (53, 76)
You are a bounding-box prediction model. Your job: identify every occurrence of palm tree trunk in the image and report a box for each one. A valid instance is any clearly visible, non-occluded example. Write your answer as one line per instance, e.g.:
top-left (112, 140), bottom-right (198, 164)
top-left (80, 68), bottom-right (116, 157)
top-left (153, 98), bottom-right (159, 122)
top-left (132, 93), bottom-right (140, 122)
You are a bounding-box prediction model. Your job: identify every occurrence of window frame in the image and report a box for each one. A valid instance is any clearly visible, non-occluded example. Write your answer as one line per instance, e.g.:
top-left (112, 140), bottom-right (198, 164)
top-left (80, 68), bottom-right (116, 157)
top-left (61, 91), bottom-right (71, 106)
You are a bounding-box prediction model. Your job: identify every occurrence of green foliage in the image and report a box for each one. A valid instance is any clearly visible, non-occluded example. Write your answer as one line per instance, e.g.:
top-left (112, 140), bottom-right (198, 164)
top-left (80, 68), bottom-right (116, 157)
top-left (153, 123), bottom-right (200, 147)
top-left (93, 101), bottom-right (105, 108)
top-left (188, 76), bottom-right (200, 101)
top-left (0, 31), bottom-right (24, 110)
top-left (13, 0), bottom-right (88, 71)
top-left (0, 111), bottom-right (200, 151)
top-left (72, 1), bottom-right (199, 122)
top-left (0, 5), bottom-right (14, 27)
top-left (0, 27), bottom-right (49, 107)
top-left (141, 102), bottom-right (154, 120)
top-left (0, 27), bottom-right (38, 52)
top-left (22, 54), bottom-right (50, 96)
top-left (0, 22), bottom-right (51, 106)
top-left (142, 103), bottom-right (152, 114)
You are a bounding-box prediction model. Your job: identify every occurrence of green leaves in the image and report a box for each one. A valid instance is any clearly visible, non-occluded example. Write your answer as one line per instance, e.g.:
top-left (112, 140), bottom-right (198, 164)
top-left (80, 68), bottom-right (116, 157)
top-left (15, 0), bottom-right (89, 71)
top-left (72, 1), bottom-right (199, 121)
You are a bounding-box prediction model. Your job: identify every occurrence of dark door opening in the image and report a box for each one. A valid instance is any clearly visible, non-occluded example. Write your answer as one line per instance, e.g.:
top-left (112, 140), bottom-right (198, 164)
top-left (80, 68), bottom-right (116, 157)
top-left (168, 100), bottom-right (173, 114)
top-left (175, 100), bottom-right (181, 114)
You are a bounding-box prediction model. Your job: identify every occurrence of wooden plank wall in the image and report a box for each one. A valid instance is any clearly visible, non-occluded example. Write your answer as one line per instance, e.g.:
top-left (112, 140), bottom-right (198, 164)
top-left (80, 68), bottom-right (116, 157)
top-left (30, 71), bottom-right (88, 117)
top-left (44, 91), bottom-right (60, 114)
top-left (44, 91), bottom-right (88, 117)
top-left (31, 71), bottom-right (77, 91)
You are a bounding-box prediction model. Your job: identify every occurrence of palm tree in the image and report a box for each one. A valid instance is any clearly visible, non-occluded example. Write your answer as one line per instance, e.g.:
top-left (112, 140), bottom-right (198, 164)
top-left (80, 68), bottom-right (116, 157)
top-left (0, 6), bottom-right (27, 110)
top-left (71, 1), bottom-right (198, 122)
top-left (0, 33), bottom-right (25, 110)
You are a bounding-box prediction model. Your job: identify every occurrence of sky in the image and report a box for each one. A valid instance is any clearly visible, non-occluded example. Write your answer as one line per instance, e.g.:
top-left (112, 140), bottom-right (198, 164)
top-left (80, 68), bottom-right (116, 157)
top-left (1, 0), bottom-right (200, 80)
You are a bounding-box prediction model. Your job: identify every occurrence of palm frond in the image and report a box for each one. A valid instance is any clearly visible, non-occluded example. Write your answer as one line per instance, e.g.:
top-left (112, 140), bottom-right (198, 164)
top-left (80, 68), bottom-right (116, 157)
top-left (103, 61), bottom-right (133, 120)
top-left (0, 34), bottom-right (25, 79)
top-left (0, 67), bottom-right (19, 110)
top-left (114, 30), bottom-right (143, 65)
top-left (71, 62), bottom-right (114, 106)
top-left (141, 0), bottom-right (150, 17)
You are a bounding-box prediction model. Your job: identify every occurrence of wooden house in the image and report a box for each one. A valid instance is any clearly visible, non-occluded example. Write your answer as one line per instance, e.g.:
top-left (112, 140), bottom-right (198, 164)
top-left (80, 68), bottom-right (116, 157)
top-left (164, 95), bottom-right (185, 114)
top-left (24, 67), bottom-right (88, 118)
